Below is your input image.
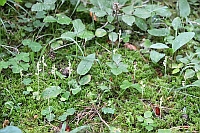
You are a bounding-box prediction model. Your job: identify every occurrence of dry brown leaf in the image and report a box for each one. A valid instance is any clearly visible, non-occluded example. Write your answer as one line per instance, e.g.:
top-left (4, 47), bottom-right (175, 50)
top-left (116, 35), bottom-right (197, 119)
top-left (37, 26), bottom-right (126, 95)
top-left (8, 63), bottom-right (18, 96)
top-left (124, 43), bottom-right (137, 50)
top-left (3, 119), bottom-right (9, 128)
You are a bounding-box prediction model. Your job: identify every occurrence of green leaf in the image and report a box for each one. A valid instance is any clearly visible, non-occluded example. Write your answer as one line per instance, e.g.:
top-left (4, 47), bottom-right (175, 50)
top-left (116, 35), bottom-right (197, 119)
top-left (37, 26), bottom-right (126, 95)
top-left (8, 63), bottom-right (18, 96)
top-left (79, 75), bottom-right (91, 85)
top-left (147, 28), bottom-right (170, 36)
top-left (72, 19), bottom-right (85, 33)
top-left (29, 41), bottom-right (42, 52)
top-left (77, 30), bottom-right (94, 40)
top-left (109, 126), bottom-right (121, 133)
top-left (22, 78), bottom-right (32, 85)
top-left (69, 125), bottom-right (89, 133)
top-left (144, 111), bottom-right (152, 118)
top-left (145, 118), bottom-right (154, 123)
top-left (41, 106), bottom-right (53, 115)
top-left (60, 91), bottom-right (70, 101)
top-left (61, 32), bottom-right (76, 40)
top-left (179, 0), bottom-right (190, 18)
top-left (0, 0), bottom-right (6, 6)
top-left (77, 53), bottom-right (95, 75)
top-left (44, 0), bottom-right (57, 4)
top-left (192, 79), bottom-right (200, 87)
top-left (172, 32), bottom-right (195, 53)
top-left (113, 54), bottom-right (121, 64)
top-left (22, 39), bottom-right (31, 46)
top-left (56, 14), bottom-right (71, 25)
top-left (158, 129), bottom-right (172, 133)
top-left (135, 17), bottom-right (147, 31)
top-left (0, 61), bottom-right (9, 69)
top-left (107, 15), bottom-right (114, 23)
top-left (15, 52), bottom-right (29, 62)
top-left (134, 8), bottom-right (151, 19)
top-left (46, 113), bottom-right (55, 122)
top-left (31, 3), bottom-right (51, 11)
top-left (120, 80), bottom-right (133, 90)
top-left (122, 15), bottom-right (135, 26)
top-left (172, 17), bottom-right (182, 30)
top-left (145, 125), bottom-right (153, 131)
top-left (58, 108), bottom-right (76, 121)
top-left (122, 5), bottom-right (134, 14)
top-left (41, 86), bottom-right (61, 99)
top-left (109, 32), bottom-right (118, 42)
top-left (111, 68), bottom-right (122, 75)
top-left (184, 69), bottom-right (195, 79)
top-left (68, 79), bottom-right (81, 95)
top-left (95, 10), bottom-right (107, 17)
top-left (150, 43), bottom-right (169, 49)
top-left (150, 50), bottom-right (165, 63)
top-left (43, 16), bottom-right (57, 23)
top-left (0, 126), bottom-right (22, 133)
top-left (136, 115), bottom-right (144, 122)
top-left (95, 28), bottom-right (107, 37)
top-left (102, 107), bottom-right (115, 114)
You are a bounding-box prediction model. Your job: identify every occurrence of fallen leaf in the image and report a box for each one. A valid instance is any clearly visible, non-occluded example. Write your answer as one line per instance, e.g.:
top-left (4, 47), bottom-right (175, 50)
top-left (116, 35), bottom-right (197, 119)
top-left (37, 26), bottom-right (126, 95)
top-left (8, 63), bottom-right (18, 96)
top-left (65, 125), bottom-right (71, 132)
top-left (90, 12), bottom-right (97, 21)
top-left (34, 115), bottom-right (38, 119)
top-left (124, 43), bottom-right (137, 50)
top-left (153, 106), bottom-right (161, 116)
top-left (3, 119), bottom-right (9, 128)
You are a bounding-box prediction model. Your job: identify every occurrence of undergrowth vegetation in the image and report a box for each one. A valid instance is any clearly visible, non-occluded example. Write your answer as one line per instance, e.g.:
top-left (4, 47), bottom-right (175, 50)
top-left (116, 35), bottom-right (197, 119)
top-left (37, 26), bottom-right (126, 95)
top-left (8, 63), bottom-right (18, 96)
top-left (0, 0), bottom-right (200, 133)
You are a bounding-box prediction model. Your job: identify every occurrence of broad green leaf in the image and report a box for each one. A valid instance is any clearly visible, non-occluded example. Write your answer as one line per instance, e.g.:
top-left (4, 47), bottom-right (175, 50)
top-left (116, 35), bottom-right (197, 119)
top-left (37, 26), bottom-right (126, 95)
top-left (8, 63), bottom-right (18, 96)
top-left (15, 52), bottom-right (29, 62)
top-left (184, 69), bottom-right (195, 79)
top-left (69, 125), bottom-right (89, 133)
top-left (111, 68), bottom-right (122, 75)
top-left (44, 0), bottom-right (57, 4)
top-left (72, 19), bottom-right (85, 33)
top-left (113, 54), bottom-right (122, 64)
top-left (144, 111), bottom-right (152, 118)
top-left (117, 62), bottom-right (128, 72)
top-left (106, 62), bottom-right (117, 69)
top-left (179, 0), bottom-right (190, 18)
top-left (68, 79), bottom-right (81, 95)
top-left (145, 118), bottom-right (154, 124)
top-left (150, 50), bottom-right (165, 63)
top-left (102, 107), bottom-right (115, 114)
top-left (77, 53), bottom-right (95, 75)
top-left (79, 75), bottom-right (91, 85)
top-left (77, 30), bottom-right (94, 40)
top-left (109, 32), bottom-right (118, 42)
top-left (41, 106), bottom-right (53, 115)
top-left (122, 15), bottom-right (135, 26)
top-left (145, 5), bottom-right (171, 17)
top-left (0, 61), bottom-right (9, 69)
top-left (60, 91), bottom-right (70, 101)
top-left (147, 28), bottom-right (170, 36)
top-left (41, 86), bottom-right (61, 99)
top-left (107, 15), bottom-right (114, 23)
top-left (11, 65), bottom-right (23, 73)
top-left (136, 115), bottom-right (144, 122)
top-left (192, 79), bottom-right (200, 87)
top-left (172, 32), bottom-right (195, 53)
top-left (22, 39), bottom-right (31, 46)
top-left (56, 14), bottom-right (71, 25)
top-left (46, 113), bottom-right (55, 122)
top-left (95, 10), bottom-right (107, 17)
top-left (172, 17), bottom-right (182, 30)
top-left (95, 28), bottom-right (107, 37)
top-left (150, 43), bottom-right (169, 49)
top-left (135, 17), bottom-right (147, 31)
top-left (31, 3), bottom-right (51, 11)
top-left (134, 8), bottom-right (151, 19)
top-left (0, 126), bottom-right (22, 133)
top-left (58, 108), bottom-right (76, 121)
top-left (172, 68), bottom-right (180, 74)
top-left (145, 125), bottom-right (153, 131)
top-left (132, 83), bottom-right (142, 93)
top-left (120, 80), bottom-right (133, 90)
top-left (43, 16), bottom-right (57, 23)
top-left (61, 32), bottom-right (76, 40)
top-left (29, 41), bottom-right (42, 52)
top-left (0, 0), bottom-right (6, 6)
top-left (109, 126), bottom-right (121, 133)
top-left (22, 78), bottom-right (32, 85)
top-left (122, 5), bottom-right (134, 14)
top-left (158, 129), bottom-right (172, 133)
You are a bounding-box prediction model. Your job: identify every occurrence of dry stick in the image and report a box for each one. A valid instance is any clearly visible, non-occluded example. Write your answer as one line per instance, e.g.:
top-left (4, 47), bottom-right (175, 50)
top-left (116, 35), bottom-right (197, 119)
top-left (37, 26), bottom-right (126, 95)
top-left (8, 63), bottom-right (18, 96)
top-left (94, 108), bottom-right (110, 128)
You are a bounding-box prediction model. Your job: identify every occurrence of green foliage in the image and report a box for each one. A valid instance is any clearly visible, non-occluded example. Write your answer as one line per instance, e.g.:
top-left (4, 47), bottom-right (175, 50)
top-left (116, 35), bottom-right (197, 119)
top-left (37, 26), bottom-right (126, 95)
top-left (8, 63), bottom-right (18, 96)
top-left (0, 126), bottom-right (22, 133)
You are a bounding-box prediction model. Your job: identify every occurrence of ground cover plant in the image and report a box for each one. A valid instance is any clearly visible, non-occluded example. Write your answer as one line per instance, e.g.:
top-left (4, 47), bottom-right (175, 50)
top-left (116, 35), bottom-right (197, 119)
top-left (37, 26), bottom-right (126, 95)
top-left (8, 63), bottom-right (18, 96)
top-left (0, 0), bottom-right (200, 132)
